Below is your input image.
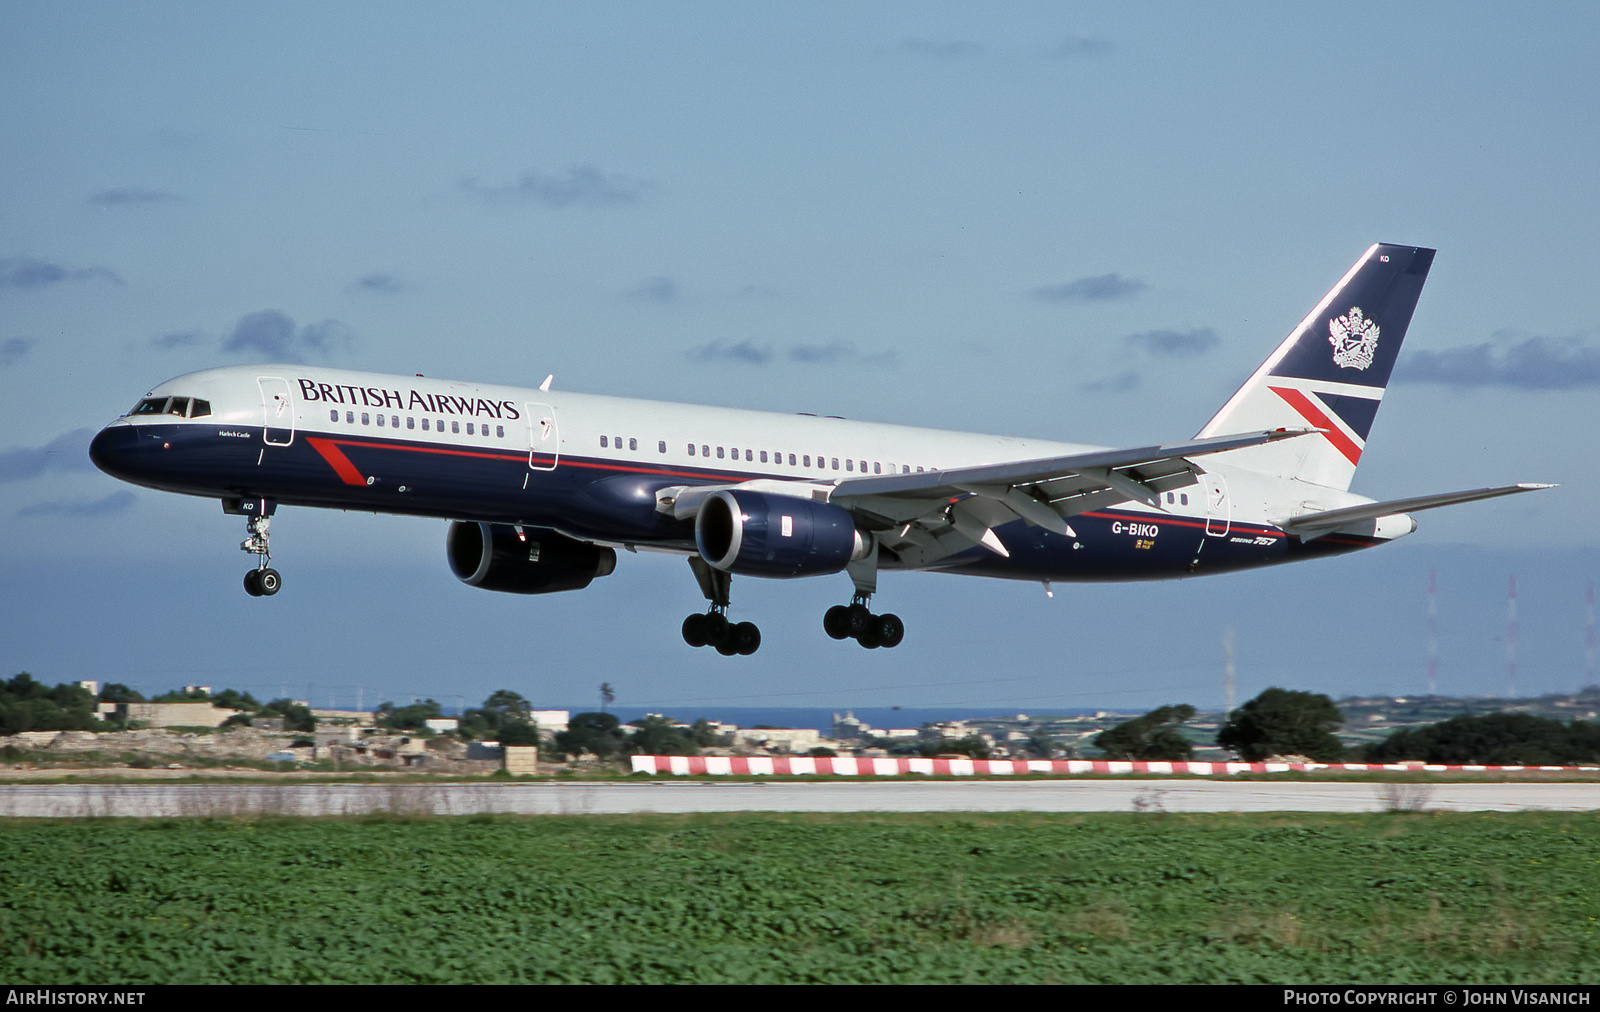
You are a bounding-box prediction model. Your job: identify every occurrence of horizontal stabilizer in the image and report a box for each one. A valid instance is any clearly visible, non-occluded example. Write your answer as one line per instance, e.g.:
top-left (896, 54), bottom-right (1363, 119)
top-left (1280, 483), bottom-right (1554, 536)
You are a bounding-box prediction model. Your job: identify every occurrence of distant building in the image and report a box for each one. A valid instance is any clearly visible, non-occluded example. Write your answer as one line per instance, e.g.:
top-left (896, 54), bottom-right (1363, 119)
top-left (424, 718), bottom-right (459, 733)
top-left (123, 702), bottom-right (242, 729)
top-left (737, 728), bottom-right (825, 753)
top-left (529, 710), bottom-right (569, 732)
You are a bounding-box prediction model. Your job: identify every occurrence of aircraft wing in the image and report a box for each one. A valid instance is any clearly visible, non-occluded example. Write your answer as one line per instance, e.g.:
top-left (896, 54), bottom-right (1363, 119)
top-left (1279, 483), bottom-right (1554, 537)
top-left (824, 427), bottom-right (1317, 563)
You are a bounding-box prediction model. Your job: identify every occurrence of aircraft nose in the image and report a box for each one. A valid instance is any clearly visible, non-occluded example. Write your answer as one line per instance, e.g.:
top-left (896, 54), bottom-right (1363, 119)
top-left (89, 424), bottom-right (141, 479)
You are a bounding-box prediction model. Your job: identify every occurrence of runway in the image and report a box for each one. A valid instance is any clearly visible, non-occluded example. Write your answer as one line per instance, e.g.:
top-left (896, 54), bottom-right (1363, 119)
top-left (0, 778), bottom-right (1595, 817)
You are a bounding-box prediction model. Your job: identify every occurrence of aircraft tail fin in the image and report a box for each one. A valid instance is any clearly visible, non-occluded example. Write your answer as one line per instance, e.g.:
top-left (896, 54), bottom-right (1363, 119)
top-left (1196, 243), bottom-right (1434, 491)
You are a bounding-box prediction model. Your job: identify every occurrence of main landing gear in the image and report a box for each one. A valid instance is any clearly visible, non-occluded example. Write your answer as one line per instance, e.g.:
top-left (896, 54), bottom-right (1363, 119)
top-left (227, 498), bottom-right (281, 598)
top-left (682, 558), bottom-right (761, 655)
top-left (824, 594), bottom-right (905, 649)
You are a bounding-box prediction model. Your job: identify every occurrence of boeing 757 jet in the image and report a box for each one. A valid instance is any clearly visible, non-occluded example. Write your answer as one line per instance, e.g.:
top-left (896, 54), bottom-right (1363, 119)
top-left (90, 244), bottom-right (1549, 654)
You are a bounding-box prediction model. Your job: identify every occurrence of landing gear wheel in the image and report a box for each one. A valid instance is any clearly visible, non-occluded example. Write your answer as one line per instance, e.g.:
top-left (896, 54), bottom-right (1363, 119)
top-left (682, 613), bottom-right (709, 648)
top-left (243, 570), bottom-right (262, 596)
top-left (731, 621), bottom-right (761, 655)
top-left (873, 613), bottom-right (904, 649)
top-left (714, 637), bottom-right (741, 657)
top-left (702, 611), bottom-right (729, 644)
top-left (824, 605), bottom-right (851, 640)
top-left (845, 603), bottom-right (873, 639)
top-left (256, 568), bottom-right (281, 596)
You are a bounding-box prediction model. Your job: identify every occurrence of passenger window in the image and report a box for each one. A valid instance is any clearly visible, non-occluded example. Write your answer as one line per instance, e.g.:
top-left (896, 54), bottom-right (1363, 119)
top-left (615, 435), bottom-right (623, 449)
top-left (392, 416), bottom-right (399, 428)
top-left (902, 465), bottom-right (910, 473)
top-left (702, 444), bottom-right (709, 457)
top-left (330, 409), bottom-right (339, 422)
top-left (422, 418), bottom-right (430, 431)
top-left (190, 399), bottom-right (211, 418)
top-left (745, 449), bottom-right (752, 461)
top-left (717, 447), bottom-right (725, 459)
top-left (629, 438), bottom-right (637, 451)
top-left (497, 426), bottom-right (505, 438)
top-left (377, 415), bottom-right (386, 427)
top-left (407, 417), bottom-right (415, 430)
top-left (361, 413), bottom-right (370, 425)
top-left (788, 454), bottom-right (796, 466)
top-left (600, 435), bottom-right (608, 448)
top-left (832, 458), bottom-right (839, 470)
top-left (803, 455), bottom-right (811, 467)
top-left (845, 459), bottom-right (853, 471)
top-left (451, 421), bottom-right (459, 434)
top-left (1181, 493), bottom-right (1189, 506)
top-left (347, 411), bottom-right (355, 424)
top-left (659, 441), bottom-right (667, 453)
top-left (759, 451), bottom-right (767, 463)
top-left (467, 423), bottom-right (475, 435)
top-left (688, 444), bottom-right (696, 456)
top-left (874, 462), bottom-right (881, 474)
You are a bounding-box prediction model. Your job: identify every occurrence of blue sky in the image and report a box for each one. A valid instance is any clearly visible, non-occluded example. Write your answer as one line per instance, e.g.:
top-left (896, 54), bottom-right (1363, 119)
top-left (2, 2), bottom-right (1597, 715)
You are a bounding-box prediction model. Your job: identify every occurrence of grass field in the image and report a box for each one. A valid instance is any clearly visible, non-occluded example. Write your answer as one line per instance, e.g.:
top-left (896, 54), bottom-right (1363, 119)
top-left (3, 811), bottom-right (1597, 983)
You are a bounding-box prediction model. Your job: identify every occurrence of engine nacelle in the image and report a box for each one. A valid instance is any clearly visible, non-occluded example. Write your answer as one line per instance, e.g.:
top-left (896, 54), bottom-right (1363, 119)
top-left (446, 522), bottom-right (617, 595)
top-left (695, 490), bottom-right (869, 578)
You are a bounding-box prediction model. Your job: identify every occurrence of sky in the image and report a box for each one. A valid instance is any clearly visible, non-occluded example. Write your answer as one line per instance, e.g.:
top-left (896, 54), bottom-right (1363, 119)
top-left (2, 1), bottom-right (1598, 717)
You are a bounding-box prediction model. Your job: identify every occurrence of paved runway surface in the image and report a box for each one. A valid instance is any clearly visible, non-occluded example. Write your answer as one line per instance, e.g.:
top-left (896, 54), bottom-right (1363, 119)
top-left (0, 779), bottom-right (1595, 817)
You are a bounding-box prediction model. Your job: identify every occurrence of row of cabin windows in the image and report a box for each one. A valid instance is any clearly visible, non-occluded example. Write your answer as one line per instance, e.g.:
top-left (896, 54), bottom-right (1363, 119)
top-left (131, 396), bottom-right (211, 418)
top-left (329, 409), bottom-right (505, 439)
top-left (597, 433), bottom-right (924, 474)
top-left (1165, 492), bottom-right (1190, 506)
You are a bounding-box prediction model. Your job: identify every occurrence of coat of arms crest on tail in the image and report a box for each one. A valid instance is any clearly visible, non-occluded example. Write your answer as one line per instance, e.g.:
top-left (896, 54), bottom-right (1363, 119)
top-left (1328, 307), bottom-right (1379, 370)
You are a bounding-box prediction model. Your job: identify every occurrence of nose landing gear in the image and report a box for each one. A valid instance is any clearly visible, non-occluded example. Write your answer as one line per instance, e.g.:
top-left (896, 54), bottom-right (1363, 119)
top-left (227, 498), bottom-right (281, 597)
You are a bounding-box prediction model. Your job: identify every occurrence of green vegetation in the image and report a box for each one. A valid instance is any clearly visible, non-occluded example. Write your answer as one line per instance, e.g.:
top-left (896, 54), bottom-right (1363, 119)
top-left (1361, 713), bottom-right (1600, 766)
top-left (3, 811), bottom-right (1595, 983)
top-left (1219, 688), bottom-right (1345, 761)
top-left (1094, 704), bottom-right (1196, 760)
top-left (0, 673), bottom-right (102, 736)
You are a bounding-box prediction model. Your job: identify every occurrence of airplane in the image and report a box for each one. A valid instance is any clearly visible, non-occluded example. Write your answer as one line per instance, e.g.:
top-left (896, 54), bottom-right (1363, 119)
top-left (90, 243), bottom-right (1549, 656)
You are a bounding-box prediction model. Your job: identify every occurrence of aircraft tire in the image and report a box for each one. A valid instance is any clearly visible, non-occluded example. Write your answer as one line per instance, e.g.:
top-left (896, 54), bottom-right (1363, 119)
top-left (874, 613), bottom-right (904, 648)
top-left (243, 570), bottom-right (262, 597)
top-left (823, 605), bottom-right (851, 640)
top-left (732, 622), bottom-right (761, 655)
top-left (714, 637), bottom-right (741, 657)
top-left (682, 613), bottom-right (709, 648)
top-left (257, 569), bottom-right (282, 596)
top-left (703, 612), bottom-right (729, 645)
top-left (844, 603), bottom-right (873, 638)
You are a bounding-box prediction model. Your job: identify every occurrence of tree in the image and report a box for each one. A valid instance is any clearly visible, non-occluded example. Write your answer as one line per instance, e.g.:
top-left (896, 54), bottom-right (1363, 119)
top-left (210, 688), bottom-right (260, 712)
top-left (1217, 688), bottom-right (1344, 762)
top-left (1361, 713), bottom-right (1600, 766)
top-left (98, 683), bottom-right (144, 704)
top-left (496, 720), bottom-right (542, 746)
top-left (0, 673), bottom-right (101, 736)
top-left (1094, 704), bottom-right (1196, 760)
top-left (258, 698), bottom-right (317, 733)
top-left (374, 699), bottom-right (441, 733)
top-left (599, 682), bottom-right (615, 712)
top-left (459, 690), bottom-right (534, 741)
top-left (626, 715), bottom-right (700, 756)
top-left (554, 711), bottom-right (626, 758)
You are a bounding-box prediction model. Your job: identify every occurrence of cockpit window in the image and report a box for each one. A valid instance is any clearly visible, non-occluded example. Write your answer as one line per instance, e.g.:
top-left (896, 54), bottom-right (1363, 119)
top-left (130, 395), bottom-right (210, 418)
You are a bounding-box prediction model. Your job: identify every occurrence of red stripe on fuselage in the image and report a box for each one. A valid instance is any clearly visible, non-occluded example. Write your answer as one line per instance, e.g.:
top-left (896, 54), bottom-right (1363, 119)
top-left (305, 437), bottom-right (369, 486)
top-left (1269, 386), bottom-right (1362, 465)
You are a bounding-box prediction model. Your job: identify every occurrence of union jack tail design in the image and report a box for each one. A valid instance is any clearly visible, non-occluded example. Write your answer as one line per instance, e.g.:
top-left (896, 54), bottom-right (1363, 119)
top-left (1196, 243), bottom-right (1434, 492)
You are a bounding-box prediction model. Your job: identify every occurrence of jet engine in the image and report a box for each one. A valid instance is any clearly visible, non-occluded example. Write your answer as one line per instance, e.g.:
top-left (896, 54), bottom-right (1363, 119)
top-left (694, 489), bottom-right (869, 577)
top-left (446, 522), bottom-right (616, 594)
